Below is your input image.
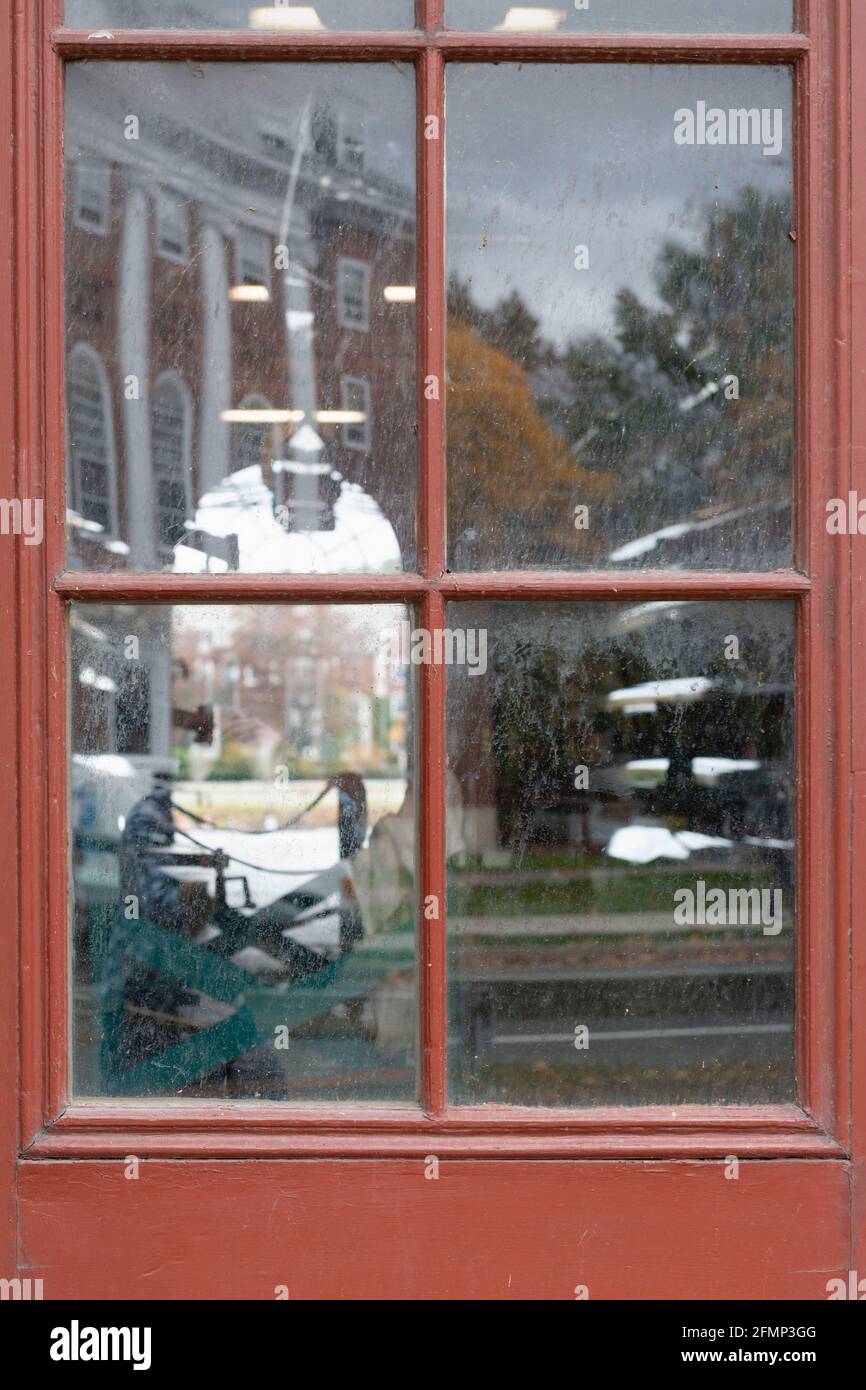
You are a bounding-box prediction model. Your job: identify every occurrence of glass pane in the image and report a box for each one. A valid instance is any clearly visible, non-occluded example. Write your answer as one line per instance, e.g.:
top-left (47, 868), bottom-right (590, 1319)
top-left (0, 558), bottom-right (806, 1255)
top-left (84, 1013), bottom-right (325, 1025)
top-left (66, 2), bottom-right (414, 29)
top-left (65, 63), bottom-right (416, 573)
top-left (446, 600), bottom-right (795, 1106)
top-left (71, 604), bottom-right (417, 1101)
top-left (447, 66), bottom-right (794, 570)
top-left (447, 2), bottom-right (792, 32)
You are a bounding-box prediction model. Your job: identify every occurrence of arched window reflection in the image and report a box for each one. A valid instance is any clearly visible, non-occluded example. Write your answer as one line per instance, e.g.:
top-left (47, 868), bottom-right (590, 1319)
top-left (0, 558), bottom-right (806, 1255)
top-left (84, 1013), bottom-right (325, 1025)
top-left (232, 393), bottom-right (277, 479)
top-left (67, 343), bottom-right (118, 538)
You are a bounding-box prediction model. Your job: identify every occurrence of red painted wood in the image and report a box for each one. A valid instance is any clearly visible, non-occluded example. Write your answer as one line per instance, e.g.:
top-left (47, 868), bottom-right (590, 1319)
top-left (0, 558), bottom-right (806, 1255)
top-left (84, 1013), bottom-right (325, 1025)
top-left (1, 0), bottom-right (860, 1303)
top-left (795, 0), bottom-right (850, 1138)
top-left (418, 43), bottom-right (445, 581)
top-left (421, 0), bottom-right (444, 37)
top-left (16, 0), bottom-right (52, 1151)
top-left (43, 0), bottom-right (68, 1128)
top-left (51, 31), bottom-right (810, 63)
top-left (849, 0), bottom-right (866, 1283)
top-left (18, 1158), bottom-right (849, 1300)
top-left (54, 570), bottom-right (811, 602)
top-left (53, 31), bottom-right (428, 60)
top-left (0, 0), bottom-right (19, 1280)
top-left (419, 590), bottom-right (447, 1115)
top-left (27, 1102), bottom-right (841, 1160)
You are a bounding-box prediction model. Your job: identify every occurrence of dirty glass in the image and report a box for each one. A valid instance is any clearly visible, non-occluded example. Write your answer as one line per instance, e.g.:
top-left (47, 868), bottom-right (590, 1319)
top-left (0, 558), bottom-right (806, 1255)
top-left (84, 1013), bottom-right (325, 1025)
top-left (71, 603), bottom-right (417, 1101)
top-left (447, 2), bottom-right (793, 33)
top-left (446, 66), bottom-right (794, 571)
top-left (446, 600), bottom-right (795, 1106)
top-left (65, 2), bottom-right (414, 29)
top-left (65, 62), bottom-right (416, 574)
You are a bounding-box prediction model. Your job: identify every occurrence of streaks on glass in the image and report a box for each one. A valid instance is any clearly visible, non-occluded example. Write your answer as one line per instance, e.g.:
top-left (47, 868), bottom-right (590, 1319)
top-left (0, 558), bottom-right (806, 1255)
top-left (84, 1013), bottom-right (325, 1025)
top-left (446, 600), bottom-right (795, 1106)
top-left (65, 62), bottom-right (416, 574)
top-left (70, 603), bottom-right (416, 1100)
top-left (446, 65), bottom-right (794, 571)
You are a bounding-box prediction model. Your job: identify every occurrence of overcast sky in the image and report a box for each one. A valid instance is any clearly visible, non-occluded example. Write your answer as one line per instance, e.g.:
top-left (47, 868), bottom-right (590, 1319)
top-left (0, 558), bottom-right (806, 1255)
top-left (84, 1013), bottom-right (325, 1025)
top-left (447, 64), bottom-right (792, 346)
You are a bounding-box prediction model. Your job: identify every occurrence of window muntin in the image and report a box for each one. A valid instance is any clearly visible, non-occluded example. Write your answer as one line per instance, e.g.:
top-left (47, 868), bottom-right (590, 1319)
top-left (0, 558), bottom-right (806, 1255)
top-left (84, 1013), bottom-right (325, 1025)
top-left (70, 602), bottom-right (417, 1102)
top-left (446, 64), bottom-right (794, 572)
top-left (446, 1), bottom-right (794, 33)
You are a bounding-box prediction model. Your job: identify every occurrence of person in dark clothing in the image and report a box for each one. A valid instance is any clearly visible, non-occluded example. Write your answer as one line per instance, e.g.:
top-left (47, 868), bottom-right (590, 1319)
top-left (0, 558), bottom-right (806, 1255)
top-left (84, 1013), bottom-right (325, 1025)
top-left (113, 772), bottom-right (329, 1086)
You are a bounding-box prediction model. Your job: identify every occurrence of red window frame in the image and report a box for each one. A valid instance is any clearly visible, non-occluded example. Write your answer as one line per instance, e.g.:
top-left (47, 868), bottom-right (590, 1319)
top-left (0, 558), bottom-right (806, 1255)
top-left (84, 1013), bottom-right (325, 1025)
top-left (2, 0), bottom-right (855, 1169)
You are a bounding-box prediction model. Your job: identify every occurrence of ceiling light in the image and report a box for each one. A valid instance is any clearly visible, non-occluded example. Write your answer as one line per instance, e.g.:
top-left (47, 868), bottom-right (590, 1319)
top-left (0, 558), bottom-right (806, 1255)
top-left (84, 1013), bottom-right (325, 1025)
top-left (315, 410), bottom-right (367, 424)
top-left (229, 284), bottom-right (271, 303)
top-left (221, 408), bottom-right (305, 424)
top-left (249, 6), bottom-right (326, 29)
top-left (494, 7), bottom-right (565, 30)
top-left (384, 285), bottom-right (416, 303)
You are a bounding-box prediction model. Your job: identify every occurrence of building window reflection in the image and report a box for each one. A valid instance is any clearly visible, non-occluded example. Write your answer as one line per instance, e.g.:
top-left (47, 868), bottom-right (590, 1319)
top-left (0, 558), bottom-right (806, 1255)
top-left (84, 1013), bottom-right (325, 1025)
top-left (340, 376), bottom-right (372, 453)
top-left (67, 342), bottom-right (118, 538)
top-left (152, 372), bottom-right (193, 564)
top-left (72, 159), bottom-right (110, 236)
top-left (155, 188), bottom-right (190, 265)
top-left (337, 257), bottom-right (370, 332)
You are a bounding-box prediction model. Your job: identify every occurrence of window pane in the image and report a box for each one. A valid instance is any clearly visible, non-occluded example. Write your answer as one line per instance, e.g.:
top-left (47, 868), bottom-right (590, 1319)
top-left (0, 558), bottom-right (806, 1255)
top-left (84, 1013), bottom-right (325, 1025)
top-left (447, 66), bottom-right (793, 571)
top-left (71, 604), bottom-right (417, 1101)
top-left (446, 600), bottom-right (795, 1106)
top-left (447, 2), bottom-right (792, 32)
top-left (65, 63), bottom-right (416, 573)
top-left (66, 2), bottom-right (415, 29)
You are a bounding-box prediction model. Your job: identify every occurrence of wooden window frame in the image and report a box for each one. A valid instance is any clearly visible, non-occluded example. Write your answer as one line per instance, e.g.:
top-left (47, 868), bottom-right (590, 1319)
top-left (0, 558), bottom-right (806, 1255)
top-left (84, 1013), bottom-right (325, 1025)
top-left (2, 0), bottom-right (856, 1167)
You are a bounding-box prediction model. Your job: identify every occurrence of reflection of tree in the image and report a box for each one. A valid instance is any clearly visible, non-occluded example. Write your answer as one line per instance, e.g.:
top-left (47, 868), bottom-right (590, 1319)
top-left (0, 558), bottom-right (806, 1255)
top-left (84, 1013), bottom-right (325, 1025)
top-left (449, 187), bottom-right (793, 563)
top-left (447, 321), bottom-right (611, 567)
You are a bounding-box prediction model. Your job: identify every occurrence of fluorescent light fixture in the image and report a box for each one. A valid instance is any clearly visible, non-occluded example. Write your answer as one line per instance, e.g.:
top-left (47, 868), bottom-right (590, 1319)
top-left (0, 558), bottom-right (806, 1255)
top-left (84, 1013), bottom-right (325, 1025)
top-left (494, 7), bottom-right (565, 30)
top-left (249, 6), bottom-right (326, 29)
top-left (66, 509), bottom-right (103, 534)
top-left (608, 677), bottom-right (715, 708)
top-left (384, 285), bottom-right (416, 303)
top-left (79, 667), bottom-right (117, 693)
top-left (221, 408), bottom-right (305, 424)
top-left (315, 410), bottom-right (367, 424)
top-left (229, 284), bottom-right (270, 303)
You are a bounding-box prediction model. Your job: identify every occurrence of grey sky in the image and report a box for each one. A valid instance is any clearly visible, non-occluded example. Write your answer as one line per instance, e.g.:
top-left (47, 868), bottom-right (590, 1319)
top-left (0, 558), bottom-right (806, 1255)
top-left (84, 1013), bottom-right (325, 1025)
top-left (447, 64), bottom-right (792, 346)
